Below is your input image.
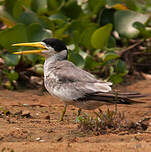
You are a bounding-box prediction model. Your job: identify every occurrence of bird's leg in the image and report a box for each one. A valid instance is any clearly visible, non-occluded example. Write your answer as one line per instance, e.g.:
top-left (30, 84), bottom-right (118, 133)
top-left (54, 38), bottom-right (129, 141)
top-left (114, 104), bottom-right (117, 114)
top-left (60, 104), bottom-right (67, 121)
top-left (77, 108), bottom-right (82, 116)
top-left (114, 91), bottom-right (118, 114)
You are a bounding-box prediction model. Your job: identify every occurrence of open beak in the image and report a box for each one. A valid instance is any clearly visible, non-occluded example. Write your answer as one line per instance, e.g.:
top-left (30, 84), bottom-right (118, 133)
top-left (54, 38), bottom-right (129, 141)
top-left (12, 42), bottom-right (48, 55)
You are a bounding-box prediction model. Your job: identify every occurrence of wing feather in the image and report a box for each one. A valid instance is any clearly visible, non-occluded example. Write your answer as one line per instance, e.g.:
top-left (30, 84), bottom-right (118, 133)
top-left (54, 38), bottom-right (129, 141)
top-left (44, 61), bottom-right (112, 101)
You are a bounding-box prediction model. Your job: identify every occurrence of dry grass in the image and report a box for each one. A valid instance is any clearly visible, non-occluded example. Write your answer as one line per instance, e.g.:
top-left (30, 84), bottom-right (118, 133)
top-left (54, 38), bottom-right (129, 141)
top-left (76, 109), bottom-right (149, 135)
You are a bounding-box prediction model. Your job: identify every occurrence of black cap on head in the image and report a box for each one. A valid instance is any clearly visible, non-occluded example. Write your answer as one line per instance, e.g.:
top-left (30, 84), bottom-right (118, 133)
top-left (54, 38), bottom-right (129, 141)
top-left (42, 38), bottom-right (67, 52)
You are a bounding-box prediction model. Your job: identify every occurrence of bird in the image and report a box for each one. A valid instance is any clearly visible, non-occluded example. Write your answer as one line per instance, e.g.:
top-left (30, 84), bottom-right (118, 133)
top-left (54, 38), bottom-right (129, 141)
top-left (12, 38), bottom-right (144, 121)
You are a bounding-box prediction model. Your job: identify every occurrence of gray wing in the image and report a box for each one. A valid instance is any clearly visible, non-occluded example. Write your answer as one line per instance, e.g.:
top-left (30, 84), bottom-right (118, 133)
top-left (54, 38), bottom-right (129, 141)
top-left (45, 60), bottom-right (112, 101)
top-left (45, 60), bottom-right (144, 105)
top-left (50, 61), bottom-right (99, 82)
top-left (50, 60), bottom-right (111, 84)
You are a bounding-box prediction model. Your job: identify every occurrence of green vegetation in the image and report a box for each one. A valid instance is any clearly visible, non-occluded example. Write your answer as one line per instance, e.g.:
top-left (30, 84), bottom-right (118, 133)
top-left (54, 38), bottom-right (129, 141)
top-left (0, 0), bottom-right (151, 89)
top-left (76, 109), bottom-right (148, 135)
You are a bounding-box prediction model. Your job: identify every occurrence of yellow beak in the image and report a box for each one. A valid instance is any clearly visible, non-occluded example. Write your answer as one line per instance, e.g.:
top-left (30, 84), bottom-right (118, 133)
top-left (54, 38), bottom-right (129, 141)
top-left (12, 42), bottom-right (48, 55)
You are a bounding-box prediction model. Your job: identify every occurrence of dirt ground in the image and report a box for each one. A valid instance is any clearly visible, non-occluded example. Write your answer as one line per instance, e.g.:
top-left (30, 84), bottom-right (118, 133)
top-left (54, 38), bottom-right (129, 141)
top-left (0, 78), bottom-right (151, 152)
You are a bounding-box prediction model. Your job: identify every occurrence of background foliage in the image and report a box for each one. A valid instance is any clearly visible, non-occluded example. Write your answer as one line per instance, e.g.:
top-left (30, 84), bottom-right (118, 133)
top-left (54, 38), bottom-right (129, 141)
top-left (0, 0), bottom-right (151, 89)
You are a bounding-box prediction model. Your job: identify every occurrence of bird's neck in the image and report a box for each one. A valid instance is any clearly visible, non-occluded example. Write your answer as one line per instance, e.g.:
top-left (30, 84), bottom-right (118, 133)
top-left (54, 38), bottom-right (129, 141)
top-left (45, 50), bottom-right (67, 64)
top-left (44, 50), bottom-right (67, 75)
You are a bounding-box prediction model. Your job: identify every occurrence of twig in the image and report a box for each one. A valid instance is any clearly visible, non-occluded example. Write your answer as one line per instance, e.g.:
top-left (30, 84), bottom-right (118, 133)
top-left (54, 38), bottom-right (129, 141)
top-left (116, 40), bottom-right (143, 56)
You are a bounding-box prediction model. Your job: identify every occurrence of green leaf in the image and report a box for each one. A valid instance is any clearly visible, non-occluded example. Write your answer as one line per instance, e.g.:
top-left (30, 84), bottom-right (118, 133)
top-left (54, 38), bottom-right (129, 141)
top-left (27, 23), bottom-right (52, 42)
top-left (61, 0), bottom-right (82, 19)
top-left (103, 52), bottom-right (119, 62)
top-left (88, 0), bottom-right (106, 14)
top-left (115, 60), bottom-right (127, 74)
top-left (109, 74), bottom-right (123, 84)
top-left (68, 20), bottom-right (97, 35)
top-left (49, 13), bottom-right (68, 22)
top-left (20, 0), bottom-right (32, 8)
top-left (114, 10), bottom-right (150, 38)
top-left (106, 0), bottom-right (123, 6)
top-left (133, 22), bottom-right (151, 38)
top-left (7, 70), bottom-right (19, 81)
top-left (125, 0), bottom-right (139, 11)
top-left (48, 13), bottom-right (67, 30)
top-left (107, 36), bottom-right (116, 48)
top-left (39, 16), bottom-right (56, 31)
top-left (80, 26), bottom-right (98, 49)
top-left (4, 0), bottom-right (17, 15)
top-left (68, 20), bottom-right (83, 33)
top-left (47, 0), bottom-right (59, 11)
top-left (133, 21), bottom-right (145, 31)
top-left (72, 30), bottom-right (81, 44)
top-left (91, 24), bottom-right (113, 49)
top-left (31, 0), bottom-right (48, 14)
top-left (99, 8), bottom-right (115, 26)
top-left (3, 54), bottom-right (20, 66)
top-left (19, 10), bottom-right (40, 25)
top-left (84, 55), bottom-right (100, 70)
top-left (48, 14), bottom-right (66, 29)
top-left (68, 51), bottom-right (85, 68)
top-left (3, 80), bottom-right (14, 90)
top-left (26, 54), bottom-right (39, 65)
top-left (54, 26), bottom-right (69, 39)
top-left (33, 64), bottom-right (44, 75)
top-left (0, 24), bottom-right (27, 49)
top-left (13, 0), bottom-right (24, 19)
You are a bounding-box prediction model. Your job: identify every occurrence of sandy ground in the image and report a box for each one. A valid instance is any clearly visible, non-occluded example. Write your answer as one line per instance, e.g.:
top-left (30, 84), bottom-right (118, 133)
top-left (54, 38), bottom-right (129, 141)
top-left (0, 78), bottom-right (151, 152)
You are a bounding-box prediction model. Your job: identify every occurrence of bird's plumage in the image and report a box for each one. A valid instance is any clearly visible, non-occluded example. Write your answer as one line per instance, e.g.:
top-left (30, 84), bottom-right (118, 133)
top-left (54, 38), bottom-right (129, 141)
top-left (44, 60), bottom-right (112, 102)
top-left (43, 46), bottom-right (139, 110)
top-left (43, 38), bottom-right (67, 52)
top-left (13, 38), bottom-right (145, 119)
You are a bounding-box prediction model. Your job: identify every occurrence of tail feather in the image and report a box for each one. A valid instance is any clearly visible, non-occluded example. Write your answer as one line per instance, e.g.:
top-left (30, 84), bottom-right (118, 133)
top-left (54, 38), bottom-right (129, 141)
top-left (82, 92), bottom-right (147, 105)
top-left (112, 92), bottom-right (149, 98)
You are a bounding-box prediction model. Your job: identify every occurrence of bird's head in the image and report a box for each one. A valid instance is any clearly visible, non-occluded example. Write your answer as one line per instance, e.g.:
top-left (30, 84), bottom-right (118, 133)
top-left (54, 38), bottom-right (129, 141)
top-left (12, 38), bottom-right (67, 58)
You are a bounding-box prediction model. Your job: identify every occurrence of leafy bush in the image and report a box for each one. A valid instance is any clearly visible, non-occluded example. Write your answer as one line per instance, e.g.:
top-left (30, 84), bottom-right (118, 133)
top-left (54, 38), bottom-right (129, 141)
top-left (0, 0), bottom-right (151, 88)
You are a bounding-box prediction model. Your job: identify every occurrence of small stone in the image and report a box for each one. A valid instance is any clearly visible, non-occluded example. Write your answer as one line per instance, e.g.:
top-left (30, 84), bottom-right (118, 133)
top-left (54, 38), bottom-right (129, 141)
top-left (21, 110), bottom-right (31, 118)
top-left (22, 104), bottom-right (29, 107)
top-left (36, 137), bottom-right (41, 141)
top-left (39, 140), bottom-right (45, 142)
top-left (55, 136), bottom-right (63, 142)
top-left (36, 113), bottom-right (39, 116)
top-left (45, 115), bottom-right (50, 120)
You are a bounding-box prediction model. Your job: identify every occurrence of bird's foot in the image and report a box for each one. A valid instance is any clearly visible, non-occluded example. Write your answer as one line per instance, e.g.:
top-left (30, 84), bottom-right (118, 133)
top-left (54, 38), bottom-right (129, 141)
top-left (59, 104), bottom-right (67, 121)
